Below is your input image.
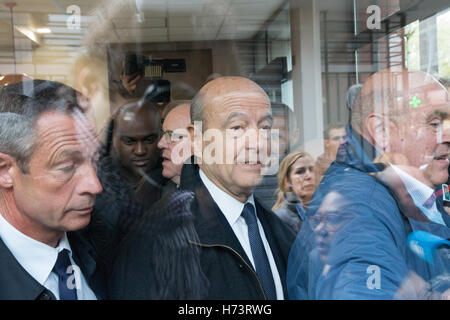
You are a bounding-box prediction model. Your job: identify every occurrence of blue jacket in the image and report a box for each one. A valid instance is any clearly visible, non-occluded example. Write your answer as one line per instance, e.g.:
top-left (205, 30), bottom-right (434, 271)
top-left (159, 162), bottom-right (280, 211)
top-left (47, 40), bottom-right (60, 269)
top-left (287, 126), bottom-right (450, 299)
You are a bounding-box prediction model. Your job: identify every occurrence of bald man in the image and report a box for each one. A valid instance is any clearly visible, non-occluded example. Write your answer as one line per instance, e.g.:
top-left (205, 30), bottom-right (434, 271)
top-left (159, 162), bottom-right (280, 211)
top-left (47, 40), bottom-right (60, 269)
top-left (100, 99), bottom-right (168, 212)
top-left (287, 68), bottom-right (450, 300)
top-left (112, 100), bottom-right (161, 184)
top-left (179, 76), bottom-right (294, 299)
top-left (157, 103), bottom-right (191, 187)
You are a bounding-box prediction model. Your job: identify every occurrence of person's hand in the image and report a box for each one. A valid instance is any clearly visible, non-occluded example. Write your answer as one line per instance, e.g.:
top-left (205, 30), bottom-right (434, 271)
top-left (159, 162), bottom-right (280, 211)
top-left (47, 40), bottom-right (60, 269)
top-left (314, 153), bottom-right (333, 182)
top-left (120, 73), bottom-right (141, 95)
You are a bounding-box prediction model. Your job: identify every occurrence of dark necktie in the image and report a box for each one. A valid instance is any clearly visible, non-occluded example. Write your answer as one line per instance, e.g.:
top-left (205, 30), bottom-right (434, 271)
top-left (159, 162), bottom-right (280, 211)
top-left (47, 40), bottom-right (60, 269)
top-left (53, 249), bottom-right (78, 300)
top-left (423, 189), bottom-right (440, 209)
top-left (241, 203), bottom-right (277, 300)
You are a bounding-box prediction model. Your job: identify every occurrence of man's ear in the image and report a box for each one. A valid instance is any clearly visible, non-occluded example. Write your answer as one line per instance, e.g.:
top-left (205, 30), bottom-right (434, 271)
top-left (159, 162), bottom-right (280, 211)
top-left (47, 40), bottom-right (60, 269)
top-left (365, 113), bottom-right (390, 150)
top-left (0, 153), bottom-right (15, 188)
top-left (188, 123), bottom-right (202, 160)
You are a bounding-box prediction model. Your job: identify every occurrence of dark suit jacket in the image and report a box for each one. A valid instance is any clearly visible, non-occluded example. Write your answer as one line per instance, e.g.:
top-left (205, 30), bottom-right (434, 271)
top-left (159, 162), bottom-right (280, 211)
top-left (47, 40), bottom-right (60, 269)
top-left (0, 228), bottom-right (106, 300)
top-left (179, 161), bottom-right (295, 299)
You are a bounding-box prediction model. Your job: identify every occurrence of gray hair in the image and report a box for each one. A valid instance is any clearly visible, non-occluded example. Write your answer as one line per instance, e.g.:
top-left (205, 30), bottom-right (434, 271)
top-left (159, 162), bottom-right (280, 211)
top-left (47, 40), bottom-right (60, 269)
top-left (350, 71), bottom-right (449, 131)
top-left (190, 90), bottom-right (205, 127)
top-left (350, 88), bottom-right (404, 131)
top-left (0, 113), bottom-right (35, 172)
top-left (0, 80), bottom-right (83, 173)
top-left (345, 84), bottom-right (363, 111)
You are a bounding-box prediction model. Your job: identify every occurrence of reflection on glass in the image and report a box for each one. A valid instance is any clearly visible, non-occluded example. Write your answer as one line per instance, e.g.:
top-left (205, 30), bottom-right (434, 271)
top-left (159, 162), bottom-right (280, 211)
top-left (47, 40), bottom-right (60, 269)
top-left (0, 0), bottom-right (449, 301)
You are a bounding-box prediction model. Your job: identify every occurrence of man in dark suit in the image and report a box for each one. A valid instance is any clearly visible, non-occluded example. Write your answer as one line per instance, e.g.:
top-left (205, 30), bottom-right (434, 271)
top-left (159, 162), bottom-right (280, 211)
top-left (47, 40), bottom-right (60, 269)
top-left (182, 76), bottom-right (295, 299)
top-left (0, 80), bottom-right (105, 300)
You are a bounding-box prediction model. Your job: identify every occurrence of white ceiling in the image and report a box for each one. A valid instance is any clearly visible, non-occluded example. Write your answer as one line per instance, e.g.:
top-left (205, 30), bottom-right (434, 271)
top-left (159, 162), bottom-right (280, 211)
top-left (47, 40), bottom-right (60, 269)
top-left (0, 0), bottom-right (288, 48)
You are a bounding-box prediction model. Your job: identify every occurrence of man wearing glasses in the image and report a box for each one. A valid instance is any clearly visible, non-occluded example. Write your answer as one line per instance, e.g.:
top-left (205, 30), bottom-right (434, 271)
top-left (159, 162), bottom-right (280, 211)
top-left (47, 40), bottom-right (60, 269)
top-left (157, 103), bottom-right (192, 188)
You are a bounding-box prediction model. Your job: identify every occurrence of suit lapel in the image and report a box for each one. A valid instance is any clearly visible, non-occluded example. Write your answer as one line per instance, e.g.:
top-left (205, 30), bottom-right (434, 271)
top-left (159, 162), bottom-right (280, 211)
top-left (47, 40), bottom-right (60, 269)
top-left (67, 230), bottom-right (105, 299)
top-left (181, 162), bottom-right (253, 268)
top-left (180, 161), bottom-right (294, 297)
top-left (0, 237), bottom-right (47, 299)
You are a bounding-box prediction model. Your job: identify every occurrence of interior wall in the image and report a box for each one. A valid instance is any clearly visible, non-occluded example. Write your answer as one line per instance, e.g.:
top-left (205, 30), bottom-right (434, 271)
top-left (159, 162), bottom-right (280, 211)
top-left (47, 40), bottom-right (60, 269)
top-left (145, 49), bottom-right (212, 100)
top-left (112, 39), bottom-right (255, 99)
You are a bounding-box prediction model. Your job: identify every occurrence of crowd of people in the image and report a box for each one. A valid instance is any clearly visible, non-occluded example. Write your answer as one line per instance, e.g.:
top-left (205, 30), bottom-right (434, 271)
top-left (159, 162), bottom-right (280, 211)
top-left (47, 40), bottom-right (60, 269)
top-left (0, 64), bottom-right (449, 300)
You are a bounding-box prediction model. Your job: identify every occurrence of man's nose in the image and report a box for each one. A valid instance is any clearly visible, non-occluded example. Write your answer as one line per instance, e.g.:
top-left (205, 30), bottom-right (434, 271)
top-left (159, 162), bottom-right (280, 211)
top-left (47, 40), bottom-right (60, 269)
top-left (245, 127), bottom-right (270, 151)
top-left (441, 119), bottom-right (450, 144)
top-left (134, 141), bottom-right (147, 156)
top-left (314, 220), bottom-right (326, 237)
top-left (157, 136), bottom-right (167, 150)
top-left (80, 164), bottom-right (103, 195)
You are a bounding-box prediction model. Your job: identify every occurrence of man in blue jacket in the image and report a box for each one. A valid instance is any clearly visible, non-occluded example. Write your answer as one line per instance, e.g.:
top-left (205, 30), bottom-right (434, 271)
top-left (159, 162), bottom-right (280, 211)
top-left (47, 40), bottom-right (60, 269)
top-left (287, 68), bottom-right (450, 299)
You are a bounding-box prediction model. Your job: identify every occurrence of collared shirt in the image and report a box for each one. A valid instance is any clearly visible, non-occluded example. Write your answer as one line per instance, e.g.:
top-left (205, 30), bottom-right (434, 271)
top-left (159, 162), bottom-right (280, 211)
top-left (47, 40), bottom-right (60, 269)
top-left (0, 213), bottom-right (97, 300)
top-left (199, 169), bottom-right (284, 299)
top-left (391, 165), bottom-right (446, 226)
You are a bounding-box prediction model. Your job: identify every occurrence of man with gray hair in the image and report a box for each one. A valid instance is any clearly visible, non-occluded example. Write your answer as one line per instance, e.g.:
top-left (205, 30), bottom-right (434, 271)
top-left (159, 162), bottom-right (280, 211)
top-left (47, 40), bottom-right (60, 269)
top-left (0, 80), bottom-right (105, 299)
top-left (287, 68), bottom-right (450, 299)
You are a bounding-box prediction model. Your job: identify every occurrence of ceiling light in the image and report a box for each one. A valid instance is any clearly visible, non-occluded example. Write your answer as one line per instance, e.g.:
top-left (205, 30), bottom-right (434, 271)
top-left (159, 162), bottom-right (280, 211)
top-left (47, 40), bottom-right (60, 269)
top-left (36, 27), bottom-right (51, 34)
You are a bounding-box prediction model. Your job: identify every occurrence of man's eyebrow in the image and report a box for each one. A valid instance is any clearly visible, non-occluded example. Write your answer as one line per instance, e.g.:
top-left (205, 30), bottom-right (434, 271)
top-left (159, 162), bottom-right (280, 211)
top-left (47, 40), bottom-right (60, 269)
top-left (224, 111), bottom-right (249, 126)
top-left (121, 133), bottom-right (159, 139)
top-left (427, 110), bottom-right (449, 120)
top-left (51, 150), bottom-right (83, 164)
top-left (258, 113), bottom-right (274, 126)
top-left (224, 112), bottom-right (273, 126)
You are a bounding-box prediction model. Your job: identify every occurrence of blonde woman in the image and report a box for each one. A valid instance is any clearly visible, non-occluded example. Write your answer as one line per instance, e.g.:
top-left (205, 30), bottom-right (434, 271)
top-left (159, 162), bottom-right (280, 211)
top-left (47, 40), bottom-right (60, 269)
top-left (272, 151), bottom-right (317, 234)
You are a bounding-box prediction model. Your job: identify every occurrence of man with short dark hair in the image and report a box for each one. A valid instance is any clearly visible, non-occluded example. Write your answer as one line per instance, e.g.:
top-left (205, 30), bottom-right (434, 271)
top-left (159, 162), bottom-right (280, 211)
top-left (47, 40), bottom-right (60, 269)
top-left (0, 80), bottom-right (105, 300)
top-left (94, 99), bottom-right (166, 252)
top-left (112, 100), bottom-right (161, 185)
top-left (315, 123), bottom-right (346, 182)
top-left (108, 99), bottom-right (166, 207)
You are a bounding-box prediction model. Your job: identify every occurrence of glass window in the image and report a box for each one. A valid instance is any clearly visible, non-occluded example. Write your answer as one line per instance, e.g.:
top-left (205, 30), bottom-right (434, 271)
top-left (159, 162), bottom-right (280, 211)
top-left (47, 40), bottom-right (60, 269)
top-left (0, 0), bottom-right (449, 301)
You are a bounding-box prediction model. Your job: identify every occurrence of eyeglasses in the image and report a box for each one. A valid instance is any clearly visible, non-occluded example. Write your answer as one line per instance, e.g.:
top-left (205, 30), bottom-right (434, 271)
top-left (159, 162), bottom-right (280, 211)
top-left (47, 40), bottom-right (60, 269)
top-left (161, 130), bottom-right (188, 144)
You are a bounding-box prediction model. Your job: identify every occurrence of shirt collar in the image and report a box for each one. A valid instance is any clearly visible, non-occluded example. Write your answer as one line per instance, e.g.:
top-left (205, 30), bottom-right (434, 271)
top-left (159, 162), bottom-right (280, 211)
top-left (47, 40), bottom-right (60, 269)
top-left (390, 164), bottom-right (434, 206)
top-left (0, 213), bottom-right (72, 285)
top-left (199, 168), bottom-right (255, 227)
top-left (390, 164), bottom-right (445, 225)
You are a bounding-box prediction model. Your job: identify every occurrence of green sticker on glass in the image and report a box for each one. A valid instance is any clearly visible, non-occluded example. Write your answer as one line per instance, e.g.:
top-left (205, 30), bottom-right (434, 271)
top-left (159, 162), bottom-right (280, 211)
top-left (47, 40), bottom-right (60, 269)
top-left (409, 95), bottom-right (422, 108)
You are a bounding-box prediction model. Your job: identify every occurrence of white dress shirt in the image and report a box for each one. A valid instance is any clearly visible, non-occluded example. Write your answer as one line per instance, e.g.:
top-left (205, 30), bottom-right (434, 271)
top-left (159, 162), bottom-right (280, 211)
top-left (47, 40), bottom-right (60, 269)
top-left (199, 169), bottom-right (284, 299)
top-left (391, 164), bottom-right (445, 225)
top-left (0, 213), bottom-right (97, 300)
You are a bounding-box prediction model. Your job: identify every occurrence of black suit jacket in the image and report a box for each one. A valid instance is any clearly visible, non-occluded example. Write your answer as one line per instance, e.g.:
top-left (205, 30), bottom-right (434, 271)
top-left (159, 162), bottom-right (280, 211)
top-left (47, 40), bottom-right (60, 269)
top-left (0, 228), bottom-right (106, 300)
top-left (179, 161), bottom-right (295, 299)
